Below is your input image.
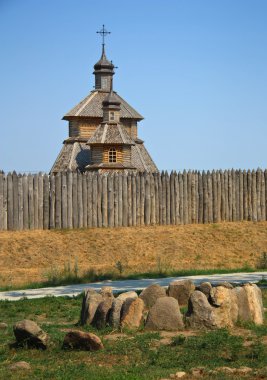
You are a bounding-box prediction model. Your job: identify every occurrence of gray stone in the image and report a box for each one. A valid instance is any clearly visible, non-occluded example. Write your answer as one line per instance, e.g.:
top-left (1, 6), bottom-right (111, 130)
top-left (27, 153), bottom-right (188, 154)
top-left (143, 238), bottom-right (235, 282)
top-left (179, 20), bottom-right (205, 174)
top-left (196, 282), bottom-right (212, 298)
top-left (234, 284), bottom-right (264, 325)
top-left (100, 286), bottom-right (114, 300)
top-left (185, 291), bottom-right (216, 329)
top-left (167, 280), bottom-right (195, 306)
top-left (109, 291), bottom-right (138, 328)
top-left (139, 284), bottom-right (166, 309)
top-left (80, 288), bottom-right (103, 325)
top-left (92, 298), bottom-right (113, 329)
top-left (145, 296), bottom-right (184, 331)
top-left (13, 320), bottom-right (48, 349)
top-left (0, 322), bottom-right (8, 329)
top-left (62, 330), bottom-right (103, 351)
top-left (121, 298), bottom-right (145, 329)
top-left (216, 281), bottom-right (234, 289)
top-left (9, 361), bottom-right (31, 371)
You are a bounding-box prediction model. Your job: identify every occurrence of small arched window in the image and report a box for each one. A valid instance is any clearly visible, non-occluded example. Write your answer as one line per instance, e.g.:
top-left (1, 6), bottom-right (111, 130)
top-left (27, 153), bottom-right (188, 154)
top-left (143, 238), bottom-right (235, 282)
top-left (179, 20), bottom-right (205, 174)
top-left (108, 148), bottom-right (117, 163)
top-left (110, 111), bottom-right (115, 121)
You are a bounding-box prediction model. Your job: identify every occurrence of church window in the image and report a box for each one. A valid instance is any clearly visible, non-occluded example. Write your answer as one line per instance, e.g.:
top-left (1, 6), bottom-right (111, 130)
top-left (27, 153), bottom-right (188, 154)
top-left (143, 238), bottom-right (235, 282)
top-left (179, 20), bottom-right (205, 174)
top-left (108, 148), bottom-right (117, 163)
top-left (110, 111), bottom-right (115, 120)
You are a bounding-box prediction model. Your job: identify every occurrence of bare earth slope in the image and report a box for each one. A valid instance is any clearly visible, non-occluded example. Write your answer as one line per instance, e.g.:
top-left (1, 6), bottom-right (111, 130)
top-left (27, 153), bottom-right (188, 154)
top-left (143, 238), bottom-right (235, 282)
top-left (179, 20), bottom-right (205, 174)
top-left (0, 222), bottom-right (266, 286)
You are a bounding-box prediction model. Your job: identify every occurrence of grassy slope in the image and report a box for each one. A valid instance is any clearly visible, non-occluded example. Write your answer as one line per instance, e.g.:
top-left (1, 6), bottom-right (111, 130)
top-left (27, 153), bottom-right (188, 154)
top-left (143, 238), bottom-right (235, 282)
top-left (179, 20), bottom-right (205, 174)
top-left (0, 291), bottom-right (266, 380)
top-left (0, 221), bottom-right (267, 287)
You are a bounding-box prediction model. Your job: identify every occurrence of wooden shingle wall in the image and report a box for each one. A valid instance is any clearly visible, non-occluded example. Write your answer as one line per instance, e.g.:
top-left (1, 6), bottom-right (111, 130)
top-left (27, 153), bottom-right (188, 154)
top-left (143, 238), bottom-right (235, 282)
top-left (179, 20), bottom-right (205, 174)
top-left (0, 169), bottom-right (266, 230)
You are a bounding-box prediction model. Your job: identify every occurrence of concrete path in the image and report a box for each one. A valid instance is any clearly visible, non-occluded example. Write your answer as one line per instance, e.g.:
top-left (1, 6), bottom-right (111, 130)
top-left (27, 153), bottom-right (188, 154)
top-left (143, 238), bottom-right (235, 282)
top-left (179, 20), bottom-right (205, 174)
top-left (0, 271), bottom-right (266, 301)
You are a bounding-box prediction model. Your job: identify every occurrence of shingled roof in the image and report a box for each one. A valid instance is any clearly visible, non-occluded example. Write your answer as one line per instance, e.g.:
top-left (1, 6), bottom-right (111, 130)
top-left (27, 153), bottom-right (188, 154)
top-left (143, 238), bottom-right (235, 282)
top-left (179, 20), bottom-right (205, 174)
top-left (87, 123), bottom-right (135, 145)
top-left (63, 91), bottom-right (143, 120)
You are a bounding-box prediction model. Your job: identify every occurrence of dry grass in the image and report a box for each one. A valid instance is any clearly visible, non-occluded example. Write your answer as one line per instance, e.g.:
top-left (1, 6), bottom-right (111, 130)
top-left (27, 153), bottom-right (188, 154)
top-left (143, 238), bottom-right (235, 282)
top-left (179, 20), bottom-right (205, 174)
top-left (0, 221), bottom-right (266, 287)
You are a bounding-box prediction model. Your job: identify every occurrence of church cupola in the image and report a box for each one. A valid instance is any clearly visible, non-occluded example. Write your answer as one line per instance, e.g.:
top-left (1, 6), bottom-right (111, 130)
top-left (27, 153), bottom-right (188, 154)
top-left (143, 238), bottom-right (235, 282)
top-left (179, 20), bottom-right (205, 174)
top-left (102, 80), bottom-right (121, 123)
top-left (93, 25), bottom-right (114, 91)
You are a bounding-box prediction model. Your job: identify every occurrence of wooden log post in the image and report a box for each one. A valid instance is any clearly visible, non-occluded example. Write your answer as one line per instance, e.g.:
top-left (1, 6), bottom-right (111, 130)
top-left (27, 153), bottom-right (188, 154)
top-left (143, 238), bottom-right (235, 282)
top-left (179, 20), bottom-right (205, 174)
top-left (187, 170), bottom-right (192, 224)
top-left (114, 173), bottom-right (119, 227)
top-left (118, 173), bottom-right (123, 227)
top-left (127, 174), bottom-right (132, 227)
top-left (198, 171), bottom-right (203, 223)
top-left (183, 170), bottom-right (188, 224)
top-left (82, 173), bottom-right (88, 228)
top-left (22, 174), bottom-right (29, 229)
top-left (161, 172), bottom-right (166, 225)
top-left (232, 169), bottom-right (236, 222)
top-left (223, 170), bottom-right (229, 221)
top-left (260, 169), bottom-right (266, 221)
top-left (166, 171), bottom-right (170, 225)
top-left (108, 174), bottom-right (114, 227)
top-left (72, 172), bottom-right (78, 229)
top-left (92, 173), bottom-right (98, 228)
top-left (12, 172), bottom-right (19, 230)
top-left (87, 173), bottom-right (93, 228)
top-left (33, 174), bottom-right (39, 229)
top-left (66, 171), bottom-right (73, 229)
top-left (247, 170), bottom-right (252, 221)
top-left (38, 173), bottom-right (44, 230)
top-left (256, 168), bottom-right (262, 221)
top-left (55, 172), bottom-right (62, 229)
top-left (136, 173), bottom-right (141, 226)
top-left (265, 170), bottom-right (267, 221)
top-left (178, 172), bottom-right (184, 224)
top-left (7, 173), bottom-right (13, 230)
top-left (212, 170), bottom-right (217, 223)
top-left (243, 170), bottom-right (248, 221)
top-left (202, 171), bottom-right (208, 224)
top-left (140, 173), bottom-right (145, 226)
top-left (97, 173), bottom-right (102, 227)
top-left (158, 172), bottom-right (163, 225)
top-left (154, 173), bottom-right (159, 224)
top-left (170, 171), bottom-right (175, 225)
top-left (77, 172), bottom-right (83, 228)
top-left (235, 170), bottom-right (240, 221)
top-left (150, 174), bottom-right (156, 225)
top-left (145, 172), bottom-right (151, 226)
top-left (3, 175), bottom-right (7, 230)
top-left (195, 171), bottom-right (199, 223)
top-left (191, 171), bottom-right (196, 224)
top-left (28, 174), bottom-right (34, 230)
top-left (174, 172), bottom-right (180, 224)
top-left (132, 174), bottom-right (137, 226)
top-left (207, 171), bottom-right (213, 223)
top-left (43, 173), bottom-right (49, 229)
top-left (102, 174), bottom-right (108, 228)
top-left (227, 170), bottom-right (232, 222)
top-left (17, 174), bottom-right (23, 231)
top-left (239, 170), bottom-right (244, 221)
top-left (252, 169), bottom-right (257, 221)
top-left (216, 171), bottom-right (221, 222)
top-left (122, 173), bottom-right (128, 227)
top-left (61, 172), bottom-right (67, 229)
top-left (0, 172), bottom-right (3, 231)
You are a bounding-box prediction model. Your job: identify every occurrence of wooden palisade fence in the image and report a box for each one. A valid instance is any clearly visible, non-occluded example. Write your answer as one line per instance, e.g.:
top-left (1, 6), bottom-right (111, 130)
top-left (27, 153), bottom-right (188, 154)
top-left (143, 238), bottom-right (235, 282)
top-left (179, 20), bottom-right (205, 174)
top-left (0, 169), bottom-right (266, 231)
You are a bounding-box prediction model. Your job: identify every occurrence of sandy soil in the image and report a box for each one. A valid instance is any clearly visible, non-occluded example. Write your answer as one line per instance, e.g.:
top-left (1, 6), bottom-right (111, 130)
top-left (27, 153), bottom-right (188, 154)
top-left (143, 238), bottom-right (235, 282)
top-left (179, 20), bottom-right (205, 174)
top-left (0, 221), bottom-right (266, 286)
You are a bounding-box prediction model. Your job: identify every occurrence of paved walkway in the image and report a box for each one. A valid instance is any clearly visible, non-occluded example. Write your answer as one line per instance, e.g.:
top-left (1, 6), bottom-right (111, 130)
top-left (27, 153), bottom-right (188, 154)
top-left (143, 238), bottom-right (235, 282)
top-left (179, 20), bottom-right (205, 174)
top-left (0, 272), bottom-right (266, 301)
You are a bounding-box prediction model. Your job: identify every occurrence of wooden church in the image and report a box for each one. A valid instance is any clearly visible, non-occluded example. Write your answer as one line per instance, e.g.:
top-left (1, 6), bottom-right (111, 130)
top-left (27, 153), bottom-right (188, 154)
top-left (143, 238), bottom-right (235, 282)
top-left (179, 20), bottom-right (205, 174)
top-left (51, 26), bottom-right (158, 174)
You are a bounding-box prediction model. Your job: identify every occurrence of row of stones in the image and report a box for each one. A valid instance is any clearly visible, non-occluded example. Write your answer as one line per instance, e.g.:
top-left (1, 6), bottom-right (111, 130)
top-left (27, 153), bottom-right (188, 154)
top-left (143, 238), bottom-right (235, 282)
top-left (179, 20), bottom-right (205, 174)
top-left (81, 280), bottom-right (264, 331)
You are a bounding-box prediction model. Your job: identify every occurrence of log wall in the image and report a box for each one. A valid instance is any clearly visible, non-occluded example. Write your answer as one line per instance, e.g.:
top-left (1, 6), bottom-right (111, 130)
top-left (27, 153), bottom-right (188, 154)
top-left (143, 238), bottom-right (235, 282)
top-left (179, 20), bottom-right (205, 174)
top-left (0, 169), bottom-right (266, 230)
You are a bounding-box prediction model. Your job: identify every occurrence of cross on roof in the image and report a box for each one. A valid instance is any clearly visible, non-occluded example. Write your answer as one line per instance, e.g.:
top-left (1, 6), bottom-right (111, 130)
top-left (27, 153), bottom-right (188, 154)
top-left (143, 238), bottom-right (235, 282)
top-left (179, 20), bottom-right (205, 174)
top-left (96, 24), bottom-right (111, 46)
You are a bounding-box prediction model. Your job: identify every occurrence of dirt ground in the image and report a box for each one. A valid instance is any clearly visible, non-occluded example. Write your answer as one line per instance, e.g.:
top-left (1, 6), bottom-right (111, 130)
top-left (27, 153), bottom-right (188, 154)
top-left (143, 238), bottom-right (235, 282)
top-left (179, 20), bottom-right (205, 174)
top-left (0, 221), bottom-right (266, 286)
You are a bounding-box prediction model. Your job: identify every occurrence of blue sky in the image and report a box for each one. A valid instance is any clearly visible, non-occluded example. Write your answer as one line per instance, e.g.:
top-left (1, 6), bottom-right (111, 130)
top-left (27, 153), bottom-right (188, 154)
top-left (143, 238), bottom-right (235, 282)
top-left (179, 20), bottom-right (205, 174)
top-left (0, 0), bottom-right (267, 172)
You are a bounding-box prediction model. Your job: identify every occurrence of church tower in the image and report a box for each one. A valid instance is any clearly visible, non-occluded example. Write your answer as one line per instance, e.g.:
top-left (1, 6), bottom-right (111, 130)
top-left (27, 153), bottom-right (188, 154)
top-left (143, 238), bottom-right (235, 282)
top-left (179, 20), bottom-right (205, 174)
top-left (51, 25), bottom-right (158, 173)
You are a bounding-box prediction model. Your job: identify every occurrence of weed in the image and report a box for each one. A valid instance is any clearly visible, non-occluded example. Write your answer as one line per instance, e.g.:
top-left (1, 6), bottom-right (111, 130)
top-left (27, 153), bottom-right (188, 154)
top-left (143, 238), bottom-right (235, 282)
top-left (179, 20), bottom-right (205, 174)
top-left (257, 252), bottom-right (267, 269)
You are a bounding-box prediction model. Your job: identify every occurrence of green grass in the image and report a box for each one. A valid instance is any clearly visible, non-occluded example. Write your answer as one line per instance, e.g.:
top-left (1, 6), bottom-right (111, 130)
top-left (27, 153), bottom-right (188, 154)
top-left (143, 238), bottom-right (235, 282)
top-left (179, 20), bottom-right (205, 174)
top-left (0, 291), bottom-right (266, 379)
top-left (1, 266), bottom-right (265, 292)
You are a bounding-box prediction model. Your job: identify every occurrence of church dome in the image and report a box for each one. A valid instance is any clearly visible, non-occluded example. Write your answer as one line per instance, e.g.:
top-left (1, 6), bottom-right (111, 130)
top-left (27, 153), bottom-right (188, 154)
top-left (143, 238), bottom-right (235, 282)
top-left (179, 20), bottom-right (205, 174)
top-left (94, 46), bottom-right (114, 73)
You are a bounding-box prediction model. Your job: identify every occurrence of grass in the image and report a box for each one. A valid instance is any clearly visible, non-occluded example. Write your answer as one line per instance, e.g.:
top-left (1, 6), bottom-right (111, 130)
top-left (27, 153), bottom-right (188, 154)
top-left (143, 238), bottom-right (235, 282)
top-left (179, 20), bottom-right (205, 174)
top-left (0, 290), bottom-right (266, 379)
top-left (1, 221), bottom-right (267, 287)
top-left (0, 265), bottom-right (263, 291)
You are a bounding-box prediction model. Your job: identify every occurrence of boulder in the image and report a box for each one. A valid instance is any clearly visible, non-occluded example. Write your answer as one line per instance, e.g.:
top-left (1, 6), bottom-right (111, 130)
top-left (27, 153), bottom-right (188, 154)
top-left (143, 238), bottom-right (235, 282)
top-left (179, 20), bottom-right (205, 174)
top-left (210, 286), bottom-right (238, 327)
top-left (0, 322), bottom-right (8, 329)
top-left (62, 330), bottom-right (103, 351)
top-left (139, 284), bottom-right (166, 309)
top-left (80, 288), bottom-right (103, 325)
top-left (185, 291), bottom-right (216, 329)
top-left (13, 320), bottom-right (48, 349)
top-left (121, 298), bottom-right (145, 329)
top-left (8, 361), bottom-right (31, 371)
top-left (167, 280), bottom-right (195, 306)
top-left (100, 286), bottom-right (114, 300)
top-left (145, 296), bottom-right (184, 331)
top-left (196, 282), bottom-right (212, 298)
top-left (92, 298), bottom-right (113, 329)
top-left (216, 281), bottom-right (233, 289)
top-left (234, 284), bottom-right (264, 325)
top-left (109, 291), bottom-right (138, 328)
